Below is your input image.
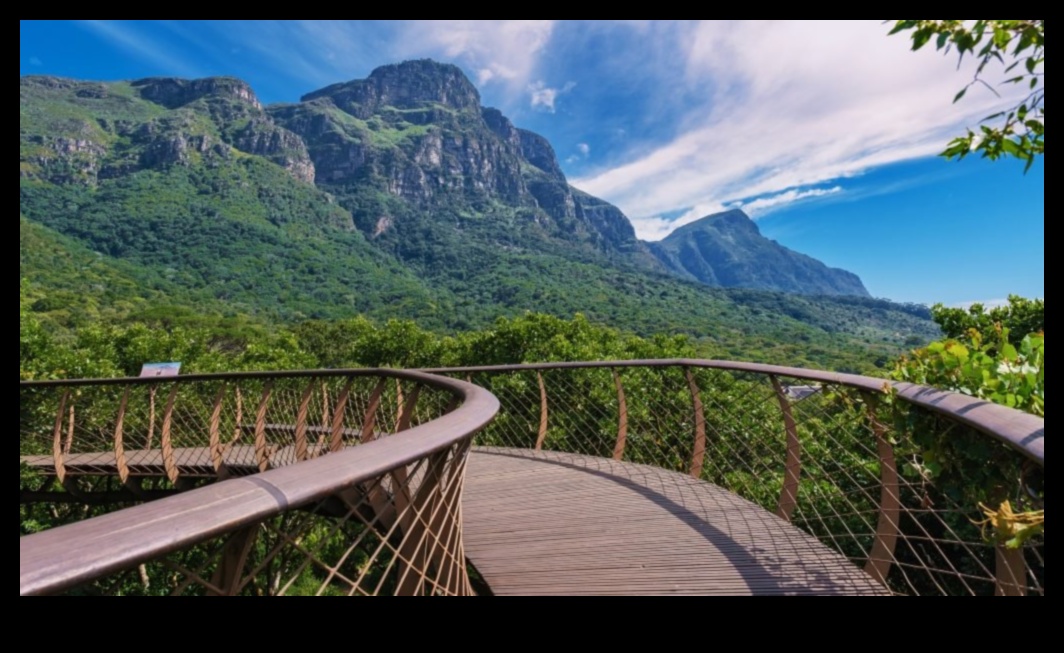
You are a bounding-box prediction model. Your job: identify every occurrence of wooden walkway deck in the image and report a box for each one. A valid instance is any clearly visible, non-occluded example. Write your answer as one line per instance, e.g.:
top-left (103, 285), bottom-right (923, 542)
top-left (463, 449), bottom-right (887, 596)
top-left (23, 447), bottom-right (888, 596)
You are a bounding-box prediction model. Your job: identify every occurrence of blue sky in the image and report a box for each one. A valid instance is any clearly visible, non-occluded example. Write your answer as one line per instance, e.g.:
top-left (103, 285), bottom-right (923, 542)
top-left (20, 20), bottom-right (1044, 306)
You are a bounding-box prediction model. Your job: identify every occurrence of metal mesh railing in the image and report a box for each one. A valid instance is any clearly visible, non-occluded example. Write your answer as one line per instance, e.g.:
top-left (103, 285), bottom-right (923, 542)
top-left (19, 370), bottom-right (498, 596)
top-left (432, 361), bottom-right (1044, 597)
top-left (20, 361), bottom-right (1043, 597)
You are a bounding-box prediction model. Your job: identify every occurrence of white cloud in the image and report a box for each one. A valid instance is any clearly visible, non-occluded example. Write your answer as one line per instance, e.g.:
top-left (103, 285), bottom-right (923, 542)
top-left (575, 20), bottom-right (1032, 238)
top-left (738, 186), bottom-right (843, 217)
top-left (397, 20), bottom-right (556, 92)
top-left (529, 80), bottom-right (576, 113)
top-left (577, 143), bottom-right (591, 156)
top-left (237, 21), bottom-right (558, 98)
top-left (630, 186), bottom-right (837, 241)
top-left (79, 20), bottom-right (201, 78)
top-left (28, 56), bottom-right (43, 66)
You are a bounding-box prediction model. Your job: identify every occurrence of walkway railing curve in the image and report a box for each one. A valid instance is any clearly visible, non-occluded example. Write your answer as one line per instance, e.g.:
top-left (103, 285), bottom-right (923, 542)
top-left (424, 360), bottom-right (1044, 597)
top-left (19, 370), bottom-right (499, 596)
top-left (21, 360), bottom-right (1044, 597)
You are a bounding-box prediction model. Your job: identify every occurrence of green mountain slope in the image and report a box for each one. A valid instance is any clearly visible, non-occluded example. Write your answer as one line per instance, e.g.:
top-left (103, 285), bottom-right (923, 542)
top-left (19, 66), bottom-right (940, 372)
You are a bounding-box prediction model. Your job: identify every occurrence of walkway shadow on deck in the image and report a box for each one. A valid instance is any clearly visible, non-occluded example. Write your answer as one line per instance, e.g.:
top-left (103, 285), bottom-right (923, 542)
top-left (464, 449), bottom-right (885, 596)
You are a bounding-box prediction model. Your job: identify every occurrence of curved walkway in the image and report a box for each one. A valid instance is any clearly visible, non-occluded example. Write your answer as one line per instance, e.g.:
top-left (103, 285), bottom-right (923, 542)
top-left (464, 449), bottom-right (887, 596)
top-left (23, 446), bottom-right (888, 596)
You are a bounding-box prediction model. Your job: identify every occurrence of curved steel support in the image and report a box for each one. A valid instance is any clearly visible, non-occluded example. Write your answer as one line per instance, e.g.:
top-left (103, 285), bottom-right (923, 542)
top-left (294, 380), bottom-right (316, 462)
top-left (360, 379), bottom-right (387, 445)
top-left (113, 389), bottom-right (132, 486)
top-left (253, 383), bottom-right (274, 473)
top-left (329, 379), bottom-right (355, 453)
top-left (208, 385), bottom-right (229, 479)
top-left (397, 386), bottom-right (422, 434)
top-left (161, 386), bottom-right (181, 485)
top-left (63, 405), bottom-right (75, 456)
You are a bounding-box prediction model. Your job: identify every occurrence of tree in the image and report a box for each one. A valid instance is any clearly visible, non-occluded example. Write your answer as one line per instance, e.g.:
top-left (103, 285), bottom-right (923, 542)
top-left (931, 296), bottom-right (1044, 346)
top-left (890, 20), bottom-right (1044, 169)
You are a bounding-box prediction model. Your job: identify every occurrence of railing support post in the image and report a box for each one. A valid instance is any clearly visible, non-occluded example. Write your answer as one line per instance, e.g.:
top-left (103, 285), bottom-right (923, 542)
top-left (51, 391), bottom-right (70, 485)
top-left (684, 367), bottom-right (706, 479)
top-left (770, 377), bottom-right (801, 522)
top-left (996, 546), bottom-right (1029, 597)
top-left (862, 392), bottom-right (901, 589)
top-left (612, 369), bottom-right (628, 461)
top-left (209, 526), bottom-right (259, 597)
top-left (535, 372), bottom-right (549, 451)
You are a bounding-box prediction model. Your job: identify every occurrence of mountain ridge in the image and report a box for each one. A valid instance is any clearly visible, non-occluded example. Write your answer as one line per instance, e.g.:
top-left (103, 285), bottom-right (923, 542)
top-left (650, 209), bottom-right (869, 297)
top-left (19, 62), bottom-right (936, 371)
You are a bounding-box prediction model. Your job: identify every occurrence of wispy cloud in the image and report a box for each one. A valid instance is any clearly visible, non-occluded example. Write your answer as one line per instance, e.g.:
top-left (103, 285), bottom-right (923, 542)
top-left (577, 143), bottom-right (591, 157)
top-left (28, 56), bottom-right (43, 66)
top-left (79, 20), bottom-right (201, 78)
top-left (397, 20), bottom-right (556, 92)
top-left (575, 20), bottom-right (1030, 237)
top-left (199, 20), bottom-right (558, 101)
top-left (738, 186), bottom-right (843, 217)
top-left (529, 80), bottom-right (575, 112)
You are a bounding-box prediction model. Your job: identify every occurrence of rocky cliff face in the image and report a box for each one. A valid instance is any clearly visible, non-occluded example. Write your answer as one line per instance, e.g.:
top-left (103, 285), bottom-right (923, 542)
top-left (271, 60), bottom-right (650, 260)
top-left (20, 75), bottom-right (315, 185)
top-left (650, 210), bottom-right (870, 297)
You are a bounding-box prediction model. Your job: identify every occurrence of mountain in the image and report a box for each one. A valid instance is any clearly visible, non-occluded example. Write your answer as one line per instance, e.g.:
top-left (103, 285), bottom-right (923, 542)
top-left (19, 62), bottom-right (938, 370)
top-left (267, 61), bottom-right (662, 272)
top-left (650, 210), bottom-right (870, 297)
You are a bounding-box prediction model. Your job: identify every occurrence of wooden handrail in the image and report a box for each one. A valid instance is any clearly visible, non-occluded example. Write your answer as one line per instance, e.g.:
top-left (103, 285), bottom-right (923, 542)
top-left (21, 360), bottom-right (1042, 466)
top-left (418, 360), bottom-right (1044, 467)
top-left (19, 370), bottom-right (499, 597)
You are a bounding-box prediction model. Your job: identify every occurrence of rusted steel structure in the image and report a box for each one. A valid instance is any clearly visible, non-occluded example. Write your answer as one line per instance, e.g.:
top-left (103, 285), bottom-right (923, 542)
top-left (20, 361), bottom-right (1044, 596)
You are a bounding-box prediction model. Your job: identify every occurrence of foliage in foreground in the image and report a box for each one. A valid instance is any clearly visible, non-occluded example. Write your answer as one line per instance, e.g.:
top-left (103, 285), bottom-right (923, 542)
top-left (890, 20), bottom-right (1044, 169)
top-left (893, 296), bottom-right (1044, 549)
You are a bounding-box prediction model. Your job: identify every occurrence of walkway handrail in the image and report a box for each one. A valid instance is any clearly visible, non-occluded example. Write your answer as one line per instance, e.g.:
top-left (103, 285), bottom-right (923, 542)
top-left (423, 360), bottom-right (1044, 466)
top-left (20, 361), bottom-right (1044, 596)
top-left (20, 370), bottom-right (499, 597)
top-left (426, 359), bottom-right (1044, 597)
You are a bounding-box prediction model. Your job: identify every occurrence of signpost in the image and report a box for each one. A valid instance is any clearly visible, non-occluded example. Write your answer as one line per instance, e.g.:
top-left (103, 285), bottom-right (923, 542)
top-left (139, 363), bottom-right (182, 378)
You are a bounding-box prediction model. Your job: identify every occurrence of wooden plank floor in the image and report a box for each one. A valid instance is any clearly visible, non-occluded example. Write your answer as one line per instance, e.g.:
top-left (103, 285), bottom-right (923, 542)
top-left (463, 449), bottom-right (888, 596)
top-left (24, 445), bottom-right (889, 596)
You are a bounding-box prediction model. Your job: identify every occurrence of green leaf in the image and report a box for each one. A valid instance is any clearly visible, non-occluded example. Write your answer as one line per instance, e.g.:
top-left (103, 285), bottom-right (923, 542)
top-left (947, 344), bottom-right (970, 361)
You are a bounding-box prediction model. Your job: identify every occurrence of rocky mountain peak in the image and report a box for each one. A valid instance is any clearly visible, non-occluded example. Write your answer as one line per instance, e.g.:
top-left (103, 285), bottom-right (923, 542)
top-left (674, 209), bottom-right (760, 237)
top-left (132, 77), bottom-right (262, 110)
top-left (301, 59), bottom-right (481, 117)
top-left (652, 209), bottom-right (869, 297)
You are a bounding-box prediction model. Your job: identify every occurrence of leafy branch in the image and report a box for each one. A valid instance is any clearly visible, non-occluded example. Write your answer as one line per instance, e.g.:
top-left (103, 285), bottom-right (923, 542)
top-left (890, 20), bottom-right (1044, 170)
